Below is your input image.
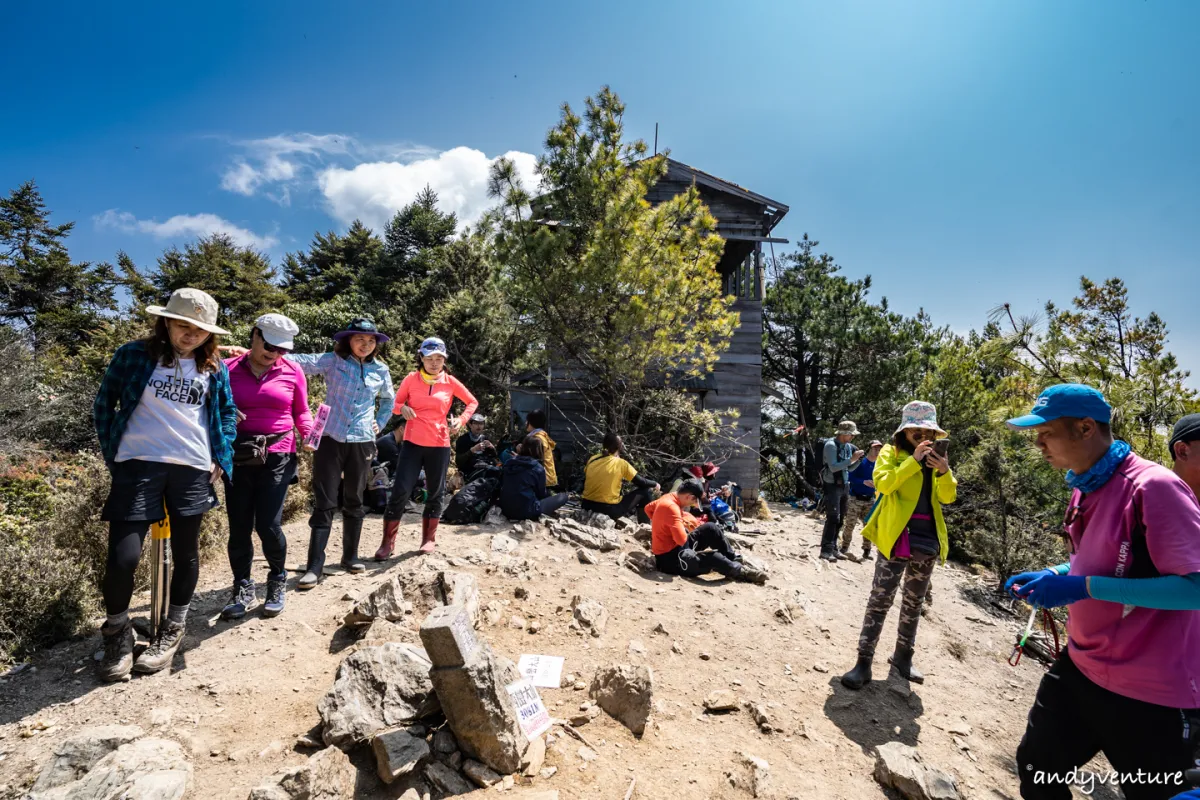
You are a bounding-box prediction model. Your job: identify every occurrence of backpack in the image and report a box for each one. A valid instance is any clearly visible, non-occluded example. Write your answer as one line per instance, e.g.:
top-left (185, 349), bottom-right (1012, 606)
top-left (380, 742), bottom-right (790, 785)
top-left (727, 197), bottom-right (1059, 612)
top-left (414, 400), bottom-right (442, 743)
top-left (443, 475), bottom-right (499, 525)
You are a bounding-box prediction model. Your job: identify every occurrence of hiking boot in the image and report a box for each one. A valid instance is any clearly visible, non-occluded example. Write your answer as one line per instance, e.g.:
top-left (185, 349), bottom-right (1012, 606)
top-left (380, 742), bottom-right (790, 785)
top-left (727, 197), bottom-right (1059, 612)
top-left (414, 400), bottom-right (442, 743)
top-left (340, 517), bottom-right (366, 574)
top-left (841, 551), bottom-right (862, 563)
top-left (220, 579), bottom-right (257, 620)
top-left (97, 621), bottom-right (134, 683)
top-left (840, 656), bottom-right (873, 690)
top-left (819, 552), bottom-right (839, 562)
top-left (862, 547), bottom-right (872, 561)
top-left (297, 571), bottom-right (320, 591)
top-left (888, 647), bottom-right (925, 684)
top-left (263, 576), bottom-right (286, 618)
top-left (299, 525), bottom-right (331, 591)
top-left (133, 620), bottom-right (185, 674)
top-left (735, 565), bottom-right (769, 585)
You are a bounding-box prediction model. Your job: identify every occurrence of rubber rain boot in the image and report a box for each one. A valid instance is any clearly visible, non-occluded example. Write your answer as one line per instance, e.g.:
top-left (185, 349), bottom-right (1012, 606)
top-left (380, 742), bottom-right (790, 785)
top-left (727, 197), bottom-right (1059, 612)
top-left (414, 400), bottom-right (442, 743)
top-left (888, 646), bottom-right (925, 684)
top-left (340, 517), bottom-right (366, 574)
top-left (840, 656), bottom-right (873, 690)
top-left (419, 517), bottom-right (438, 554)
top-left (298, 526), bottom-right (331, 590)
top-left (375, 519), bottom-right (399, 561)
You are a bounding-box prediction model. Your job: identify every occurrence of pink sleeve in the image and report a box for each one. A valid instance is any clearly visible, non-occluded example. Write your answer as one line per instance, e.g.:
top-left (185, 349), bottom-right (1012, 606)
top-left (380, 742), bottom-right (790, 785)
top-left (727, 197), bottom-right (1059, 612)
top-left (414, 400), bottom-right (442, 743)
top-left (1140, 474), bottom-right (1200, 576)
top-left (392, 372), bottom-right (412, 414)
top-left (452, 376), bottom-right (479, 423)
top-left (292, 365), bottom-right (314, 440)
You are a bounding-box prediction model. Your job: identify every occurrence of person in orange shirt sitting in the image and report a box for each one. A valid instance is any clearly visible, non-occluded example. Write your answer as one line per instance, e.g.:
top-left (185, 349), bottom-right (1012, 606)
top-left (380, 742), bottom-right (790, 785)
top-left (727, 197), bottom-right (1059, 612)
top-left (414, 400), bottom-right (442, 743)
top-left (644, 480), bottom-right (767, 584)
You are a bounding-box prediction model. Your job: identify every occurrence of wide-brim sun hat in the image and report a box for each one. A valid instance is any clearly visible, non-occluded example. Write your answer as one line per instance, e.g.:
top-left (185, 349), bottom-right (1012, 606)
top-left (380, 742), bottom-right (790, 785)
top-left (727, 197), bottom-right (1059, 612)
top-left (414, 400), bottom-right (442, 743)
top-left (145, 288), bottom-right (229, 335)
top-left (894, 401), bottom-right (947, 438)
top-left (837, 420), bottom-right (860, 436)
top-left (332, 318), bottom-right (390, 344)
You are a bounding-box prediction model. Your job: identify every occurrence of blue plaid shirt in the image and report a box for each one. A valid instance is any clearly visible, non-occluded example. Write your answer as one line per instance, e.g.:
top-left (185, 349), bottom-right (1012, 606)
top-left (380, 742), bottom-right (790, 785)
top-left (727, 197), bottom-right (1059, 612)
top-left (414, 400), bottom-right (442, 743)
top-left (286, 353), bottom-right (395, 443)
top-left (93, 341), bottom-right (238, 477)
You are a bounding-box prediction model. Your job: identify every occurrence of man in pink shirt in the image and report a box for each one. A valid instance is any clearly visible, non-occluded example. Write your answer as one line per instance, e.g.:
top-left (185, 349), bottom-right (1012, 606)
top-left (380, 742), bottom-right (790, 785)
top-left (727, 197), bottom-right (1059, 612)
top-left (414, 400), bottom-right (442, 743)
top-left (1004, 384), bottom-right (1200, 800)
top-left (221, 314), bottom-right (313, 619)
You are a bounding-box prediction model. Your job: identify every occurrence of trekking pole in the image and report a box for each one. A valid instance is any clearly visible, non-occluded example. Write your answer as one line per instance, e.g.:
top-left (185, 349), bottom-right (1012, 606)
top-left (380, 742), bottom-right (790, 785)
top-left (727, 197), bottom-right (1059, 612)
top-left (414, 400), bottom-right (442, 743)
top-left (1007, 604), bottom-right (1038, 667)
top-left (148, 502), bottom-right (172, 641)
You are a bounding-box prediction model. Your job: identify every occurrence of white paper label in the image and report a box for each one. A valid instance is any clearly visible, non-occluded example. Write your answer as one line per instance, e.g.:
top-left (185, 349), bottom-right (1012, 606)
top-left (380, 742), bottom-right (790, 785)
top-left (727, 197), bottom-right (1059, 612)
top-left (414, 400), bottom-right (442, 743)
top-left (518, 654), bottom-right (565, 688)
top-left (505, 678), bottom-right (552, 739)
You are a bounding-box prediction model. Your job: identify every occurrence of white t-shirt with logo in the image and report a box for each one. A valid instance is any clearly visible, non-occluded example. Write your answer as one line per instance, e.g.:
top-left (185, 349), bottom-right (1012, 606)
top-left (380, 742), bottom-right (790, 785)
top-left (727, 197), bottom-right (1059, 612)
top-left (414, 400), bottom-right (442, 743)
top-left (116, 358), bottom-right (212, 471)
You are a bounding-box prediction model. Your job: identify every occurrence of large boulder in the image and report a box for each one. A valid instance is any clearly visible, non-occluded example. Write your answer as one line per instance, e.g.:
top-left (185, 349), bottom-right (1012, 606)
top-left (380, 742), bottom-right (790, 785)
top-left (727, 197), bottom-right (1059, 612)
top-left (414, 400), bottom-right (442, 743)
top-left (548, 519), bottom-right (620, 552)
top-left (570, 508), bottom-right (617, 531)
top-left (248, 746), bottom-right (355, 800)
top-left (589, 664), bottom-right (654, 737)
top-left (31, 725), bottom-right (145, 792)
top-left (319, 643), bottom-right (440, 748)
top-left (343, 576), bottom-right (411, 627)
top-left (29, 737), bottom-right (191, 800)
top-left (873, 742), bottom-right (961, 800)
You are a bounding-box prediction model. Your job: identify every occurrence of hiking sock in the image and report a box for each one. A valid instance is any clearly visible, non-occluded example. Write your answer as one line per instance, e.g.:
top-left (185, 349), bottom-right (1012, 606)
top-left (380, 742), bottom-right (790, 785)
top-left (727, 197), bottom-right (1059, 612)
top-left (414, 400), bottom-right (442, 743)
top-left (105, 610), bottom-right (130, 630)
top-left (167, 603), bottom-right (190, 626)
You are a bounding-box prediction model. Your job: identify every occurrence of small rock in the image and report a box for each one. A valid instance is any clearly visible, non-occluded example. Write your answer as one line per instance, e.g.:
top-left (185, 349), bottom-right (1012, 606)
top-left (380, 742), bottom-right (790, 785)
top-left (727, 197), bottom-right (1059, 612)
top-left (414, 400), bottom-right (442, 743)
top-left (424, 760), bottom-right (475, 795)
top-left (570, 596), bottom-right (608, 638)
top-left (699, 652), bottom-right (711, 661)
top-left (492, 534), bottom-right (519, 553)
top-left (743, 753), bottom-right (771, 798)
top-left (576, 548), bottom-right (599, 565)
top-left (628, 639), bottom-right (646, 655)
top-left (670, 642), bottom-right (683, 655)
top-left (589, 664), bottom-right (654, 737)
top-left (463, 758), bottom-right (503, 788)
top-left (432, 729), bottom-right (458, 755)
top-left (515, 586), bottom-right (529, 600)
top-left (578, 745), bottom-right (598, 762)
top-left (874, 741), bottom-right (961, 800)
top-left (704, 690), bottom-right (739, 713)
top-left (510, 615), bottom-right (528, 630)
top-left (521, 736), bottom-right (546, 777)
top-left (812, 663), bottom-right (829, 674)
top-left (482, 601), bottom-right (504, 626)
top-left (652, 622), bottom-right (668, 636)
top-left (372, 729), bottom-right (430, 784)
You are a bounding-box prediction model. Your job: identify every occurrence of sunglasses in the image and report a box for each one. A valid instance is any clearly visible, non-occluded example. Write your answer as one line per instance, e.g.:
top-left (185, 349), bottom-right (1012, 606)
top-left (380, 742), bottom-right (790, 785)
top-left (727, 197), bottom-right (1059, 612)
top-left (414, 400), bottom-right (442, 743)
top-left (907, 429), bottom-right (940, 441)
top-left (262, 341), bottom-right (291, 355)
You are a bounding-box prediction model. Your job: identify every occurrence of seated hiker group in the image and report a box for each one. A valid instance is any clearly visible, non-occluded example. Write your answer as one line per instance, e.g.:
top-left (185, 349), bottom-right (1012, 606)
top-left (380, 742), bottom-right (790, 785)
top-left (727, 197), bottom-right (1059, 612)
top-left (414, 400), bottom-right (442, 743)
top-left (91, 288), bottom-right (1200, 799)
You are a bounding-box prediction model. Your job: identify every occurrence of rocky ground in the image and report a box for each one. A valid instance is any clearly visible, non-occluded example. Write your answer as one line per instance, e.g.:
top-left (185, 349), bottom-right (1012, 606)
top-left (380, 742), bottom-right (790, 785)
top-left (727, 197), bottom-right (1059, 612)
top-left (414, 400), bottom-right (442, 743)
top-left (0, 504), bottom-right (1114, 799)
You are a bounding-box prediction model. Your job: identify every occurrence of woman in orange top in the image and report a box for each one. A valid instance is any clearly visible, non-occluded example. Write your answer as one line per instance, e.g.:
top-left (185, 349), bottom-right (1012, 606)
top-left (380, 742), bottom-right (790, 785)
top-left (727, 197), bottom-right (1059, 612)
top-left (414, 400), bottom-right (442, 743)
top-left (376, 337), bottom-right (478, 557)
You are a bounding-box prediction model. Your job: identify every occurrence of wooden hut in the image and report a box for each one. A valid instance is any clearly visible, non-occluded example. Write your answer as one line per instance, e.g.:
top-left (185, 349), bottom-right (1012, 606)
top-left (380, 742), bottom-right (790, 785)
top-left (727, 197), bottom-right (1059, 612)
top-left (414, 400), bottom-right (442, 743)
top-left (511, 158), bottom-right (788, 499)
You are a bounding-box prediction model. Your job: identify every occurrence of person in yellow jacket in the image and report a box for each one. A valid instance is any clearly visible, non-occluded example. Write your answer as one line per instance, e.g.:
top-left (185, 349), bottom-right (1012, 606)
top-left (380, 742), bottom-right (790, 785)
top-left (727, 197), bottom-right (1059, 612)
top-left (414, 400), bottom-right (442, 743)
top-left (525, 410), bottom-right (558, 489)
top-left (840, 401), bottom-right (956, 690)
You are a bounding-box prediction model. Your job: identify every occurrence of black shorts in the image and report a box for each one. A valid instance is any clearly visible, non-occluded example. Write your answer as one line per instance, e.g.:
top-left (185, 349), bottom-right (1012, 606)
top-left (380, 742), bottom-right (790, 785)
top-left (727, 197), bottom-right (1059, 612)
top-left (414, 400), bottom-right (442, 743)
top-left (102, 459), bottom-right (217, 522)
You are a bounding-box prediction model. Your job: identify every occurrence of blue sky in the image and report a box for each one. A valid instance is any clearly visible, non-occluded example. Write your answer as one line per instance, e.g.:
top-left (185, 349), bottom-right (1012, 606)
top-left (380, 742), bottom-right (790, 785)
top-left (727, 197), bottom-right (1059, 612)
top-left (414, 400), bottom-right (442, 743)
top-left (3, 0), bottom-right (1197, 378)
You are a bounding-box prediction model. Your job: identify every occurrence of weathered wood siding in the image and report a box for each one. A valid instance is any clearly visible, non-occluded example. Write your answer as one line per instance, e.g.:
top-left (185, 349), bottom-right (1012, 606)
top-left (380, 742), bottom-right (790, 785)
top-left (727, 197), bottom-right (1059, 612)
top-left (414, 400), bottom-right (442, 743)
top-left (706, 299), bottom-right (762, 499)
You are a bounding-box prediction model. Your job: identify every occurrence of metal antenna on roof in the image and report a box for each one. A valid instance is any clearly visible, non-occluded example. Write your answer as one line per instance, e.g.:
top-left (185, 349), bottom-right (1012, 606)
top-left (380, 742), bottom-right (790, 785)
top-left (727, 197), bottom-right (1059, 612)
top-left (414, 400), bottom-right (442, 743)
top-left (654, 123), bottom-right (658, 156)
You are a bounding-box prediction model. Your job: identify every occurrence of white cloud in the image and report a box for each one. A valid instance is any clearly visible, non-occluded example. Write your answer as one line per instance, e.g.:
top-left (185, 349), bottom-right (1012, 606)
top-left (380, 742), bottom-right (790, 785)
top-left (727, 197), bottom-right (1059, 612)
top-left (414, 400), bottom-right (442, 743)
top-left (318, 147), bottom-right (540, 231)
top-left (95, 209), bottom-right (278, 250)
top-left (217, 133), bottom-right (537, 228)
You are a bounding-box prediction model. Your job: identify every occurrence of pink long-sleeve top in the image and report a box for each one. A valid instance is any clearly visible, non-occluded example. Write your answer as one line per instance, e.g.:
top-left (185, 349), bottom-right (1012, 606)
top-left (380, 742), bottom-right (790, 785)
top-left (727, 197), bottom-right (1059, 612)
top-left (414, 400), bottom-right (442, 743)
top-left (392, 370), bottom-right (478, 449)
top-left (224, 354), bottom-right (314, 453)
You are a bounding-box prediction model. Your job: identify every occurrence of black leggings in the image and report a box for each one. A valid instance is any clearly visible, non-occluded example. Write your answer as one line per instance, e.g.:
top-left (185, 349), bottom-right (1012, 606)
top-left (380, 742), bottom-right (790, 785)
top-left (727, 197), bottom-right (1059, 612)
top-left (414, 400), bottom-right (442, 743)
top-left (581, 487), bottom-right (654, 521)
top-left (103, 514), bottom-right (203, 616)
top-left (384, 442), bottom-right (451, 521)
top-left (654, 522), bottom-right (742, 579)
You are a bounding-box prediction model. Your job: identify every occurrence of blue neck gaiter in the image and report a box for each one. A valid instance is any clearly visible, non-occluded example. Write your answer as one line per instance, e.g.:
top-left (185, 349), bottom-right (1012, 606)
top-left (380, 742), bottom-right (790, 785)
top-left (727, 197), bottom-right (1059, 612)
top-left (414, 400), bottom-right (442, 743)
top-left (1065, 440), bottom-right (1131, 494)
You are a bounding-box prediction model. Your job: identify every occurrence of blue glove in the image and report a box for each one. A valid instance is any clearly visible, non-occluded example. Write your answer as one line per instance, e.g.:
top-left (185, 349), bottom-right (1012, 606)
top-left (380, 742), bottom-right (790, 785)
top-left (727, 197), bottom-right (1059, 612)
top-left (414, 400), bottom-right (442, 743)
top-left (1005, 570), bottom-right (1053, 599)
top-left (1016, 574), bottom-right (1090, 608)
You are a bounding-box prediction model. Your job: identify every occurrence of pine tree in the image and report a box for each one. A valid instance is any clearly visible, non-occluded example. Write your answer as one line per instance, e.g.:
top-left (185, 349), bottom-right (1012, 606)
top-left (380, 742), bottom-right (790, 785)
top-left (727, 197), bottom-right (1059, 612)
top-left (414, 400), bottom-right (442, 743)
top-left (125, 233), bottom-right (285, 327)
top-left (0, 181), bottom-right (117, 349)
top-left (283, 220), bottom-right (382, 304)
top-left (358, 187), bottom-right (458, 318)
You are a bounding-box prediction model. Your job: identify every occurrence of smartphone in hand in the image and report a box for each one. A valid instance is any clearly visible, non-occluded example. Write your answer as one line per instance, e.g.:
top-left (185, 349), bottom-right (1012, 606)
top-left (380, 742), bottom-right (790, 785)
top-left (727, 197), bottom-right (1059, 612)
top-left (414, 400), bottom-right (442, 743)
top-left (932, 439), bottom-right (950, 458)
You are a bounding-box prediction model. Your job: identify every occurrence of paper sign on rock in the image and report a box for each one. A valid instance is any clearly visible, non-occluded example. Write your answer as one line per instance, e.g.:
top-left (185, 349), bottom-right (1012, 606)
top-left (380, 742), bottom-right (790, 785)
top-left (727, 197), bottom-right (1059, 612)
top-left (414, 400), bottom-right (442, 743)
top-left (505, 679), bottom-right (552, 739)
top-left (518, 655), bottom-right (564, 688)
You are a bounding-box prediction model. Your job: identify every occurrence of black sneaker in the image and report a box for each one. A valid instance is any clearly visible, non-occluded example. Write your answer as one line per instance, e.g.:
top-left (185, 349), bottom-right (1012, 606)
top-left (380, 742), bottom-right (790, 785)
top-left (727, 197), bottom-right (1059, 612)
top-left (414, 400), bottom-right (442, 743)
top-left (133, 620), bottom-right (185, 674)
top-left (221, 579), bottom-right (257, 620)
top-left (97, 621), bottom-right (134, 683)
top-left (263, 576), bottom-right (286, 618)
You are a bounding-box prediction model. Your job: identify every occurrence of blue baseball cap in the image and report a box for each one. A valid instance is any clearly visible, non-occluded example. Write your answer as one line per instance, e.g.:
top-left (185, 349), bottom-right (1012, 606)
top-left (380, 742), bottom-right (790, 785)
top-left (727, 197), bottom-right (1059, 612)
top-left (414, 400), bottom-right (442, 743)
top-left (1006, 384), bottom-right (1112, 429)
top-left (418, 337), bottom-right (448, 357)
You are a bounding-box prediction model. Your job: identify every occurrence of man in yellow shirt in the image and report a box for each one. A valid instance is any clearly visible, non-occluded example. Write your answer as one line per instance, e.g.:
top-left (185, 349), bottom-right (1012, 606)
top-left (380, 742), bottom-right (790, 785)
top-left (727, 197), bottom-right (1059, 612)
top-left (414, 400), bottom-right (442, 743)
top-left (581, 433), bottom-right (660, 521)
top-left (525, 410), bottom-right (558, 490)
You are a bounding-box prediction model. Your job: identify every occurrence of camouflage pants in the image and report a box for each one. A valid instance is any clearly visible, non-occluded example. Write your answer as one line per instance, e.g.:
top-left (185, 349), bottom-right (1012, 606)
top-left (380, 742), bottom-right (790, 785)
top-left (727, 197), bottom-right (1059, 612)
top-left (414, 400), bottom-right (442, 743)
top-left (856, 551), bottom-right (936, 658)
top-left (839, 496), bottom-right (874, 554)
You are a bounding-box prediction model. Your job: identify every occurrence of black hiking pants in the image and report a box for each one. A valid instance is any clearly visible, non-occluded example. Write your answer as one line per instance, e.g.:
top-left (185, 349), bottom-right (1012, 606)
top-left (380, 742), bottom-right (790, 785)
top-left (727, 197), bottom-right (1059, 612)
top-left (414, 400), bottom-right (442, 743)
top-left (384, 442), bottom-right (451, 521)
top-left (654, 522), bottom-right (742, 579)
top-left (1016, 649), bottom-right (1199, 799)
top-left (820, 481), bottom-right (848, 556)
top-left (226, 452), bottom-right (295, 584)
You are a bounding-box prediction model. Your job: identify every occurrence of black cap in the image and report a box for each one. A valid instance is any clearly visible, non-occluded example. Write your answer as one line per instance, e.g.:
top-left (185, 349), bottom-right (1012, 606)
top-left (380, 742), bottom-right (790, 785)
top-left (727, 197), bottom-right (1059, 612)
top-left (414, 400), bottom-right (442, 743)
top-left (1170, 413), bottom-right (1200, 454)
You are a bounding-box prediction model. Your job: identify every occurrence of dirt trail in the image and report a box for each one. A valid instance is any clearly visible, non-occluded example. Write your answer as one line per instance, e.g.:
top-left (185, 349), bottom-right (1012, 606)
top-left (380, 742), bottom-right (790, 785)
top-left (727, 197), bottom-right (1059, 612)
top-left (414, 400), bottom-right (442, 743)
top-left (0, 506), bottom-right (1092, 799)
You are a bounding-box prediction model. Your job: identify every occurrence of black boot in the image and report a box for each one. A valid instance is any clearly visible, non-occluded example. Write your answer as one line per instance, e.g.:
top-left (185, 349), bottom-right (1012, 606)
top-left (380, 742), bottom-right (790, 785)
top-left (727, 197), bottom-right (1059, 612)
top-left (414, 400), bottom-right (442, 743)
top-left (299, 525), bottom-right (331, 590)
top-left (840, 656), bottom-right (873, 690)
top-left (888, 646), bottom-right (925, 684)
top-left (340, 517), bottom-right (365, 574)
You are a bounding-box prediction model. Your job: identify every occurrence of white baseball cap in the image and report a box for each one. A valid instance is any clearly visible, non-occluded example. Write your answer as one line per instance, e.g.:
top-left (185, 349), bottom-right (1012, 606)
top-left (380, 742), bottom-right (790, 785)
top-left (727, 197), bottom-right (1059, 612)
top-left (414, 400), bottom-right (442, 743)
top-left (254, 313), bottom-right (299, 350)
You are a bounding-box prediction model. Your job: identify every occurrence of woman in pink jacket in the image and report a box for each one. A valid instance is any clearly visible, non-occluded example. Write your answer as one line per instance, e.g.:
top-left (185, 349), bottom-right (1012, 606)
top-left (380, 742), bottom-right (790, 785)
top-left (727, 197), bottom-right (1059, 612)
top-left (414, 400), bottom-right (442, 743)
top-left (377, 337), bottom-right (478, 557)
